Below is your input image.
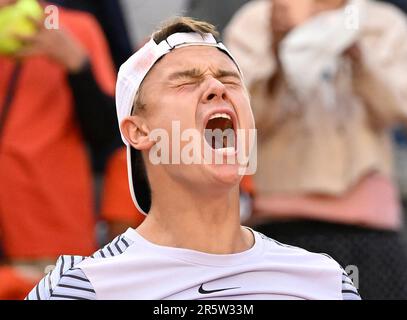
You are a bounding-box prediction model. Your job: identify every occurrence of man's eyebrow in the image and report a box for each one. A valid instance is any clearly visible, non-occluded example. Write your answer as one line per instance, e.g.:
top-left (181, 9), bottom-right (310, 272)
top-left (168, 68), bottom-right (204, 81)
top-left (214, 69), bottom-right (241, 80)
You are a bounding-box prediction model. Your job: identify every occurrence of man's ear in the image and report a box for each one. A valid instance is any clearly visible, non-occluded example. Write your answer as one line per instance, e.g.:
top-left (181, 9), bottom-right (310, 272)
top-left (120, 116), bottom-right (155, 151)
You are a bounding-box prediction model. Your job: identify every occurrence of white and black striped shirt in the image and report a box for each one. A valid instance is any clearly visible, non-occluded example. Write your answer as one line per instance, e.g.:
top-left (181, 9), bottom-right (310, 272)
top-left (26, 229), bottom-right (361, 300)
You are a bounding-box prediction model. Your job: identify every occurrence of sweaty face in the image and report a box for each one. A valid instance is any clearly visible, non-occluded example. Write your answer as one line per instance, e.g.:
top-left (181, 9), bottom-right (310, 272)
top-left (139, 45), bottom-right (255, 190)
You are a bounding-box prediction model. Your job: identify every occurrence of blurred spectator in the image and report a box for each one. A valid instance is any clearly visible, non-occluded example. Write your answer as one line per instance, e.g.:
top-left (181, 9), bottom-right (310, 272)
top-left (47, 0), bottom-right (133, 173)
top-left (225, 0), bottom-right (407, 299)
top-left (0, 0), bottom-right (117, 297)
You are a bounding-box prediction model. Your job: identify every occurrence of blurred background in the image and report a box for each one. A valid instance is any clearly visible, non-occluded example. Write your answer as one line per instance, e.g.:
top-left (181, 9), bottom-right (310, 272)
top-left (0, 0), bottom-right (407, 300)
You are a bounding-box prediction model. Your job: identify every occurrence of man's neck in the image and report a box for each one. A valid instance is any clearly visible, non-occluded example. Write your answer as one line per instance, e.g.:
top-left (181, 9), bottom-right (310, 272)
top-left (136, 185), bottom-right (254, 255)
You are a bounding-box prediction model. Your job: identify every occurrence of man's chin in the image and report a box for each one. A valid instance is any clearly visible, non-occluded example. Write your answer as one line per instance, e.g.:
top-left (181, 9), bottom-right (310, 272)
top-left (205, 163), bottom-right (242, 186)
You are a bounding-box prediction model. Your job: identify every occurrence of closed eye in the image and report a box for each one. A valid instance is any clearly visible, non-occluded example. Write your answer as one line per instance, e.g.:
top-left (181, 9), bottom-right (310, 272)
top-left (177, 81), bottom-right (200, 87)
top-left (220, 78), bottom-right (241, 86)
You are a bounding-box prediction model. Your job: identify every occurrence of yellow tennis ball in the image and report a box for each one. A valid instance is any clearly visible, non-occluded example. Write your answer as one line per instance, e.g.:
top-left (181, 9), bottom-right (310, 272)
top-left (0, 0), bottom-right (43, 55)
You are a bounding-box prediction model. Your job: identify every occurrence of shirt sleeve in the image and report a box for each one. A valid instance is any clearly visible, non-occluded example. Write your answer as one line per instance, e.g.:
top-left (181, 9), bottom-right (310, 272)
top-left (341, 271), bottom-right (361, 300)
top-left (24, 255), bottom-right (95, 300)
top-left (223, 0), bottom-right (276, 88)
top-left (68, 60), bottom-right (121, 152)
top-left (70, 11), bottom-right (117, 96)
top-left (353, 4), bottom-right (407, 127)
top-left (49, 268), bottom-right (96, 300)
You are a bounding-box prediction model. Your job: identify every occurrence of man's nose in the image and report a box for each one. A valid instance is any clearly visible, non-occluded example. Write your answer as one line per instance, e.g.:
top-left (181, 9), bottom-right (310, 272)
top-left (202, 77), bottom-right (227, 103)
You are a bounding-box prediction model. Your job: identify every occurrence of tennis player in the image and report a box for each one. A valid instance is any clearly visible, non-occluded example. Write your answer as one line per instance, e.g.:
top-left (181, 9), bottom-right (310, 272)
top-left (26, 17), bottom-right (360, 300)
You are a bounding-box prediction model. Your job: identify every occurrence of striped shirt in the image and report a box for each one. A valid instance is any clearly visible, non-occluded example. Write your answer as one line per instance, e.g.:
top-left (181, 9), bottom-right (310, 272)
top-left (26, 229), bottom-right (361, 300)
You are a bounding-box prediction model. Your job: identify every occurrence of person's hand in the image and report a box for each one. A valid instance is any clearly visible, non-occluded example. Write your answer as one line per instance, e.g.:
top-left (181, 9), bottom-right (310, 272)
top-left (270, 0), bottom-right (314, 55)
top-left (14, 16), bottom-right (88, 73)
top-left (270, 0), bottom-right (346, 55)
top-left (344, 43), bottom-right (362, 64)
top-left (313, 0), bottom-right (346, 15)
top-left (271, 0), bottom-right (315, 33)
top-left (344, 42), bottom-right (365, 77)
top-left (0, 0), bottom-right (17, 8)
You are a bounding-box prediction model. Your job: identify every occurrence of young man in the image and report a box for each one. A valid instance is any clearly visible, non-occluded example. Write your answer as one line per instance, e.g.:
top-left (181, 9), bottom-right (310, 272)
top-left (26, 17), bottom-right (360, 300)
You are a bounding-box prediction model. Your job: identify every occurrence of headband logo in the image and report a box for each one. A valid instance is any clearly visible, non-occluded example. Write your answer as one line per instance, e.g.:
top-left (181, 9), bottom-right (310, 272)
top-left (133, 48), bottom-right (156, 74)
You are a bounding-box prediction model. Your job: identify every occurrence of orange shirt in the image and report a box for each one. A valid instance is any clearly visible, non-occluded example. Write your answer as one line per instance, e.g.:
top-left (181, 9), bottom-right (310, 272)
top-left (0, 7), bottom-right (116, 259)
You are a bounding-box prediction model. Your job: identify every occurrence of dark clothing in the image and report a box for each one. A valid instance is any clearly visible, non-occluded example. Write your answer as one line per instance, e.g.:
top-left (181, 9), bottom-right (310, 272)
top-left (46, 0), bottom-right (131, 171)
top-left (68, 62), bottom-right (121, 172)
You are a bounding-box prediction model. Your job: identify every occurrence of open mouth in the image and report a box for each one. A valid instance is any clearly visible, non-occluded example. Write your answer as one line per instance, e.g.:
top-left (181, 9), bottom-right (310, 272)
top-left (204, 112), bottom-right (236, 151)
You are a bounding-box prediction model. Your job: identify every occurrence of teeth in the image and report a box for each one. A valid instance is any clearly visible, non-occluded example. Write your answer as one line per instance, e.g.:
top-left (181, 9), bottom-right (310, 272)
top-left (209, 113), bottom-right (232, 121)
top-left (214, 147), bottom-right (236, 156)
